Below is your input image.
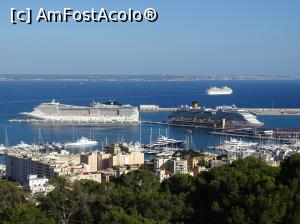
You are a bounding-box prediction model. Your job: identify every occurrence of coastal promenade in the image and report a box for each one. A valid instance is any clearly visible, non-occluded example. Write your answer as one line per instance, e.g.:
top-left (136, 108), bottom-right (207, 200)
top-left (141, 107), bottom-right (300, 115)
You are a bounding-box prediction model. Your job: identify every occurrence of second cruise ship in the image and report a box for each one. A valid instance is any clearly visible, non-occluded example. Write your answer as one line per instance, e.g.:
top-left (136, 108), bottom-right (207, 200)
top-left (168, 101), bottom-right (263, 129)
top-left (20, 100), bottom-right (139, 124)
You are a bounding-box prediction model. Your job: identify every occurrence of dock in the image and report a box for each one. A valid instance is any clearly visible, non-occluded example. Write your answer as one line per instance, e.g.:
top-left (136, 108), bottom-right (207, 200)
top-left (210, 128), bottom-right (300, 143)
top-left (141, 121), bottom-right (224, 130)
top-left (246, 108), bottom-right (300, 116)
top-left (140, 108), bottom-right (177, 112)
top-left (140, 107), bottom-right (300, 115)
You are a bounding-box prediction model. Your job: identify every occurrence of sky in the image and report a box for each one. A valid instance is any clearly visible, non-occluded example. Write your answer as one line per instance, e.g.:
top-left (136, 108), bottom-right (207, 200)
top-left (0, 0), bottom-right (299, 76)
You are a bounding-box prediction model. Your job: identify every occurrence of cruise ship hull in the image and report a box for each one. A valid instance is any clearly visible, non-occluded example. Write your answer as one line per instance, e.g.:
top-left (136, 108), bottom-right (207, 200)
top-left (20, 113), bottom-right (139, 124)
top-left (19, 101), bottom-right (139, 125)
top-left (168, 108), bottom-right (263, 129)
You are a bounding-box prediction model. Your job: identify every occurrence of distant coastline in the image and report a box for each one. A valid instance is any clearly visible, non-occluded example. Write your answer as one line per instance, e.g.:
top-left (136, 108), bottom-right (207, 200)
top-left (0, 74), bottom-right (294, 81)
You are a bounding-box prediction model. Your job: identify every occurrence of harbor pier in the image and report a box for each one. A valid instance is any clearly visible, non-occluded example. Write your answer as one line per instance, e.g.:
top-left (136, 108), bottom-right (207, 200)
top-left (140, 106), bottom-right (300, 115)
top-left (210, 128), bottom-right (300, 144)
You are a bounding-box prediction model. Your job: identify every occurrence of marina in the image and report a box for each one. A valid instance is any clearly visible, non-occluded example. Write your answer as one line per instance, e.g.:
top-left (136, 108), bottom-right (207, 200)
top-left (208, 137), bottom-right (300, 165)
top-left (1, 81), bottom-right (300, 205)
top-left (210, 128), bottom-right (300, 144)
top-left (2, 0), bottom-right (300, 222)
top-left (2, 80), bottom-right (300, 151)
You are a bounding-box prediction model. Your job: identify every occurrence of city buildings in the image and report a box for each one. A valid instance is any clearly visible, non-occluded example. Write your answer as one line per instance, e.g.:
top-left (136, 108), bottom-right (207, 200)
top-left (4, 142), bottom-right (145, 193)
top-left (169, 158), bottom-right (188, 174)
top-left (24, 174), bottom-right (54, 195)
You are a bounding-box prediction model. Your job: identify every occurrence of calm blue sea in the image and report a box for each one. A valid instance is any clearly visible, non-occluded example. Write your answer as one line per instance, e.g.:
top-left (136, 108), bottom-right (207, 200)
top-left (1, 80), bottom-right (300, 164)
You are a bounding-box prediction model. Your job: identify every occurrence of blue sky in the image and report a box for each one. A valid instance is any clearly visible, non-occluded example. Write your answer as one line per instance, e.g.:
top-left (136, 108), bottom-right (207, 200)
top-left (0, 0), bottom-right (299, 76)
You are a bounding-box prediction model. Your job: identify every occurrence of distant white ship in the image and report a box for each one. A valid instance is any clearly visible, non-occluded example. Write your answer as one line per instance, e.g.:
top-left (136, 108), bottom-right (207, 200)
top-left (64, 137), bottom-right (98, 147)
top-left (206, 86), bottom-right (233, 95)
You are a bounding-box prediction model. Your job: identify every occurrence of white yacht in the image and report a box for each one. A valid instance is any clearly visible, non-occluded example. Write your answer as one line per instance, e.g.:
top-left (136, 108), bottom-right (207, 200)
top-left (64, 137), bottom-right (98, 147)
top-left (147, 136), bottom-right (186, 148)
top-left (224, 138), bottom-right (258, 147)
top-left (0, 144), bottom-right (6, 154)
top-left (206, 86), bottom-right (233, 95)
top-left (0, 144), bottom-right (6, 150)
top-left (223, 138), bottom-right (258, 152)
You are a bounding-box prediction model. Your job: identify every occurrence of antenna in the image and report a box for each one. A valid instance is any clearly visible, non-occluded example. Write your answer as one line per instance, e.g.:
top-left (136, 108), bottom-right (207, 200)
top-left (72, 126), bottom-right (75, 141)
top-left (38, 127), bottom-right (44, 145)
top-left (4, 128), bottom-right (9, 147)
top-left (50, 125), bottom-right (53, 143)
top-left (150, 127), bottom-right (153, 146)
top-left (139, 117), bottom-right (142, 143)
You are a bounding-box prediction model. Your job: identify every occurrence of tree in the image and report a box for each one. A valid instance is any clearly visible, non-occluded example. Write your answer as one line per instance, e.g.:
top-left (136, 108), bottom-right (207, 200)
top-left (192, 157), bottom-right (286, 224)
top-left (0, 204), bottom-right (54, 224)
top-left (39, 177), bottom-right (82, 224)
top-left (99, 207), bottom-right (162, 224)
top-left (109, 169), bottom-right (189, 223)
top-left (278, 154), bottom-right (300, 185)
top-left (161, 174), bottom-right (195, 195)
top-left (278, 154), bottom-right (300, 224)
top-left (0, 180), bottom-right (24, 208)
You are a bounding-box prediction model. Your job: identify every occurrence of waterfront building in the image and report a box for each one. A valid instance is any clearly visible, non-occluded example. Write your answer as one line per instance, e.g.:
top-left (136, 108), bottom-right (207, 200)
top-left (95, 143), bottom-right (144, 170)
top-left (80, 152), bottom-right (98, 172)
top-left (188, 157), bottom-right (203, 169)
top-left (154, 155), bottom-right (172, 170)
top-left (105, 144), bottom-right (122, 154)
top-left (209, 159), bottom-right (228, 168)
top-left (5, 150), bottom-right (80, 184)
top-left (156, 169), bottom-right (171, 182)
top-left (169, 158), bottom-right (188, 174)
top-left (0, 164), bottom-right (6, 178)
top-left (70, 163), bottom-right (90, 174)
top-left (6, 154), bottom-right (56, 184)
top-left (193, 166), bottom-right (207, 176)
top-left (109, 151), bottom-right (144, 168)
top-left (24, 174), bottom-right (54, 195)
top-left (100, 169), bottom-right (116, 182)
top-left (69, 172), bottom-right (102, 183)
top-left (97, 152), bottom-right (111, 170)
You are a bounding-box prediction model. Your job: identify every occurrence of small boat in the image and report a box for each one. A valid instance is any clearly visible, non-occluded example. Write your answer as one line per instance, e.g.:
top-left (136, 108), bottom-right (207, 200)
top-left (0, 144), bottom-right (6, 150)
top-left (64, 137), bottom-right (98, 147)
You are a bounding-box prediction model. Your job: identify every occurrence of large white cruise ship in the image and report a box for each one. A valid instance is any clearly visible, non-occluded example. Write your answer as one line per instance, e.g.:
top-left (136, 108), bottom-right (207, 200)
top-left (206, 86), bottom-right (233, 95)
top-left (20, 100), bottom-right (139, 124)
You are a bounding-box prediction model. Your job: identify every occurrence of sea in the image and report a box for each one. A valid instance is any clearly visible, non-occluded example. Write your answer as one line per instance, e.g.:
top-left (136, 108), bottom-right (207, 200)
top-left (1, 79), bottom-right (300, 164)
